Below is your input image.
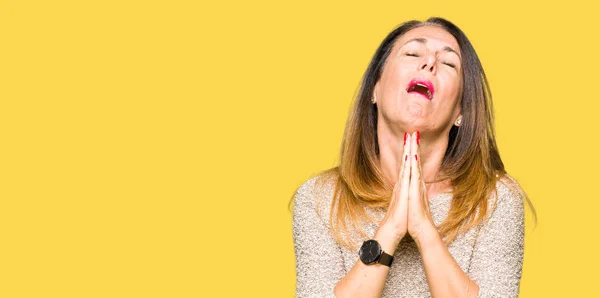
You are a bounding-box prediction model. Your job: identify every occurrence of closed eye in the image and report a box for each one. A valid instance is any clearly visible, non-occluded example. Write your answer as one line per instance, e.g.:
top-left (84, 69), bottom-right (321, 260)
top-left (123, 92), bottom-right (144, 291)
top-left (443, 62), bottom-right (456, 68)
top-left (406, 53), bottom-right (419, 57)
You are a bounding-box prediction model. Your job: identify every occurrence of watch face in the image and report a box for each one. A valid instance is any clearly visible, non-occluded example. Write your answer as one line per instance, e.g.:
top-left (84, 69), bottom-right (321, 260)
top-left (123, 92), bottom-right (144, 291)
top-left (359, 240), bottom-right (381, 264)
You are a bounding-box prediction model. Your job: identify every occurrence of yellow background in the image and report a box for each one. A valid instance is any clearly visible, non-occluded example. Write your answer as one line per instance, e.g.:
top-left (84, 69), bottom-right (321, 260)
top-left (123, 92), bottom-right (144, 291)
top-left (1, 0), bottom-right (597, 297)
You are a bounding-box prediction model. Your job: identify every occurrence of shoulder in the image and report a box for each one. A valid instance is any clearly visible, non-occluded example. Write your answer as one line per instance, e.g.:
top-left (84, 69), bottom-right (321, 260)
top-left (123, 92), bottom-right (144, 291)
top-left (295, 175), bottom-right (320, 199)
top-left (292, 172), bottom-right (338, 220)
top-left (494, 173), bottom-right (525, 205)
top-left (486, 173), bottom-right (526, 223)
top-left (295, 173), bottom-right (336, 199)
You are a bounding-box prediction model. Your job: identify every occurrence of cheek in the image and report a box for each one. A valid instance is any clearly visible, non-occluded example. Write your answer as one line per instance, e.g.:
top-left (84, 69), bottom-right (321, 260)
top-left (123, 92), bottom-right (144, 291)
top-left (439, 76), bottom-right (461, 101)
top-left (382, 64), bottom-right (402, 88)
top-left (380, 63), bottom-right (412, 99)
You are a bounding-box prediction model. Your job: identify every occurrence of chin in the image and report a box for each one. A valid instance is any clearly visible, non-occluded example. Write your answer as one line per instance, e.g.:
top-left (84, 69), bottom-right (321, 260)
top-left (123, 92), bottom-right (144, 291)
top-left (390, 120), bottom-right (422, 134)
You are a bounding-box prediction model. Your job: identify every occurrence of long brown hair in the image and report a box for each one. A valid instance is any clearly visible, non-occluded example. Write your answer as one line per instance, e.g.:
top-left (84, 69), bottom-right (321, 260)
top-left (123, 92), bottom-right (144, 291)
top-left (290, 17), bottom-right (537, 251)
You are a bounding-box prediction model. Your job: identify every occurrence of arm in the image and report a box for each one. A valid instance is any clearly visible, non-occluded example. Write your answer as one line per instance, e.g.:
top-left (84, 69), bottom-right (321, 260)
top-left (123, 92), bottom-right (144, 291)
top-left (417, 225), bottom-right (480, 298)
top-left (333, 225), bottom-right (399, 298)
top-left (466, 179), bottom-right (526, 298)
top-left (417, 178), bottom-right (525, 298)
top-left (292, 178), bottom-right (345, 298)
top-left (292, 178), bottom-right (398, 298)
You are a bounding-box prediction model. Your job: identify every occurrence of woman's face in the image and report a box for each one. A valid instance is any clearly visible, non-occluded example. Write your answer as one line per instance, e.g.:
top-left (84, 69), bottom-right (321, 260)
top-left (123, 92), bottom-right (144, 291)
top-left (375, 25), bottom-right (463, 135)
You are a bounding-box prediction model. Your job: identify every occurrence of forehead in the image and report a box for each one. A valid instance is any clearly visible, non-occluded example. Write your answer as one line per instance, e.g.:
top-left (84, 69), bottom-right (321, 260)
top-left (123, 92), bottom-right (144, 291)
top-left (393, 25), bottom-right (460, 55)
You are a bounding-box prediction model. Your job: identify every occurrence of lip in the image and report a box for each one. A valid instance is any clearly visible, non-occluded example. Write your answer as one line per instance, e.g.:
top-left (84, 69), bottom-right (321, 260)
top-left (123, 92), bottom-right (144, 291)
top-left (406, 78), bottom-right (435, 100)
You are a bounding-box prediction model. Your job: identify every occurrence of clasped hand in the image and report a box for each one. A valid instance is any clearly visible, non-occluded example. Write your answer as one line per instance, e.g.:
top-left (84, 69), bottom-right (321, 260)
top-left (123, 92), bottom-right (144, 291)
top-left (380, 131), bottom-right (437, 248)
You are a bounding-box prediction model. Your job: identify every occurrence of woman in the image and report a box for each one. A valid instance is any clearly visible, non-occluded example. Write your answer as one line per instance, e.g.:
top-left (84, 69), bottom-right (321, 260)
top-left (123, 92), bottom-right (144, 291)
top-left (290, 17), bottom-right (537, 298)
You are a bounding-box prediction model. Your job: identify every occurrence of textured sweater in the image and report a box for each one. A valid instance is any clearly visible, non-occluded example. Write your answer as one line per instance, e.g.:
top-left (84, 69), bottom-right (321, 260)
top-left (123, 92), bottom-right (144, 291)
top-left (291, 174), bottom-right (525, 298)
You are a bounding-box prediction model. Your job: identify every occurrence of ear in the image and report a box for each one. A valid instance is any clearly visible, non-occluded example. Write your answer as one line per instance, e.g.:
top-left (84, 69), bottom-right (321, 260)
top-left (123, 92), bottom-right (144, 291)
top-left (454, 114), bottom-right (462, 126)
top-left (372, 82), bottom-right (380, 104)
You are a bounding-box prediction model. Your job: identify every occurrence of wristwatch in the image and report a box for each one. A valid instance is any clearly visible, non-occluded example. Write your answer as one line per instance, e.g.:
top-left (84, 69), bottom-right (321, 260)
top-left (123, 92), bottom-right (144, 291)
top-left (359, 239), bottom-right (394, 267)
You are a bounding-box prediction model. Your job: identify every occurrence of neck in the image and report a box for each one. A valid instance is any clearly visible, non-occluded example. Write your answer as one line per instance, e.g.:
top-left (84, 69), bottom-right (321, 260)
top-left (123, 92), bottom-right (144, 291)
top-left (377, 122), bottom-right (452, 197)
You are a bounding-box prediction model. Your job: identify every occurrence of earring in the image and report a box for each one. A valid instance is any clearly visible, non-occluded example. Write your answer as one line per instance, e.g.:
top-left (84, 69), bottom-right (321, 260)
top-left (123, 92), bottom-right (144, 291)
top-left (371, 94), bottom-right (376, 104)
top-left (455, 117), bottom-right (462, 126)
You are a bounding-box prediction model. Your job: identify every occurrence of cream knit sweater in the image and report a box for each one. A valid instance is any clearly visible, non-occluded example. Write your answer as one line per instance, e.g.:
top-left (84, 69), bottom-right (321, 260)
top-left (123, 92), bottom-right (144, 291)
top-left (292, 174), bottom-right (525, 298)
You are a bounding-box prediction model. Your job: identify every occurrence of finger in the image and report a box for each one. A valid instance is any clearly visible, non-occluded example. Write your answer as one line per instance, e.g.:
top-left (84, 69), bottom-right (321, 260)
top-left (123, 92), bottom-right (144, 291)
top-left (411, 132), bottom-right (433, 221)
top-left (415, 139), bottom-right (429, 207)
top-left (391, 132), bottom-right (410, 208)
top-left (388, 181), bottom-right (399, 212)
top-left (397, 132), bottom-right (408, 181)
top-left (414, 133), bottom-right (430, 209)
top-left (410, 132), bottom-right (421, 201)
top-left (398, 133), bottom-right (412, 208)
top-left (416, 132), bottom-right (424, 182)
top-left (402, 132), bottom-right (412, 181)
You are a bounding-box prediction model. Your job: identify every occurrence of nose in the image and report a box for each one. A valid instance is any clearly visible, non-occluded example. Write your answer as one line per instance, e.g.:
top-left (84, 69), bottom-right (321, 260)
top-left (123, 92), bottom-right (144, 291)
top-left (419, 52), bottom-right (437, 74)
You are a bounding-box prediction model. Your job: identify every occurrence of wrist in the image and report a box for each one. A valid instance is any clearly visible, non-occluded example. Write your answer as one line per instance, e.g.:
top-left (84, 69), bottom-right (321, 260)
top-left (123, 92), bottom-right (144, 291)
top-left (374, 225), bottom-right (402, 255)
top-left (414, 224), bottom-right (442, 252)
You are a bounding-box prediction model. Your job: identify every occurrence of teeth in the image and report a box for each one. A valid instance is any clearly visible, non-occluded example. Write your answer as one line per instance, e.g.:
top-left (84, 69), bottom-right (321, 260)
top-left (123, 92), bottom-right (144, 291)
top-left (415, 83), bottom-right (433, 99)
top-left (407, 82), bottom-right (433, 99)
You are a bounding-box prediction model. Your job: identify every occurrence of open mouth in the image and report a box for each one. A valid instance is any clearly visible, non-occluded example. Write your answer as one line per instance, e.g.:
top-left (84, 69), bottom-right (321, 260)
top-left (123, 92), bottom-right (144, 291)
top-left (406, 78), bottom-right (434, 100)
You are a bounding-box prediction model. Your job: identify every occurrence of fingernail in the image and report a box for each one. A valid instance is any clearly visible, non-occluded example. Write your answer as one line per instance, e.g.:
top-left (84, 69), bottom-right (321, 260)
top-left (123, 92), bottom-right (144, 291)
top-left (416, 131), bottom-right (420, 145)
top-left (405, 155), bottom-right (408, 161)
top-left (415, 154), bottom-right (418, 160)
top-left (404, 132), bottom-right (407, 145)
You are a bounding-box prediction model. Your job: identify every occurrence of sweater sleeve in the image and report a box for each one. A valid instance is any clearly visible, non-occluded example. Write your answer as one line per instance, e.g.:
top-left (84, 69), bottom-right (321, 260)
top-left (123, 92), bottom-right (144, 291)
top-left (469, 176), bottom-right (526, 298)
top-left (292, 177), bottom-right (346, 298)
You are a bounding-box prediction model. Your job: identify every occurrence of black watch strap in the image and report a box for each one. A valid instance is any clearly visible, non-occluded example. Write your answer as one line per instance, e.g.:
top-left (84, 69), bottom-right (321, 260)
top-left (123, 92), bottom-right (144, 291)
top-left (378, 251), bottom-right (394, 267)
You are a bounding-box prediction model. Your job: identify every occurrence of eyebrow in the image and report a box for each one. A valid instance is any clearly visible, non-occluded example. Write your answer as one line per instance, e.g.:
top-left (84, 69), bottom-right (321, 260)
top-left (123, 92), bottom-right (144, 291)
top-left (401, 37), bottom-right (461, 59)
